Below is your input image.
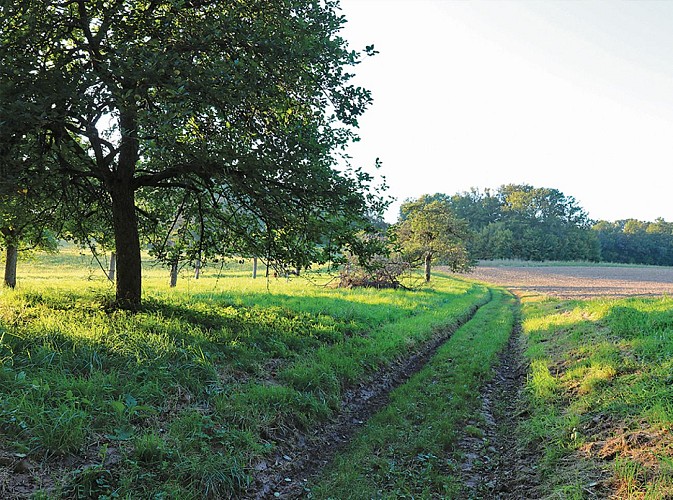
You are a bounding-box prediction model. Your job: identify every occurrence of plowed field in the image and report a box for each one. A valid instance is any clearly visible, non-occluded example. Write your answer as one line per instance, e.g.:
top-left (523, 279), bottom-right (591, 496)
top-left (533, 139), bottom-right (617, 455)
top-left (457, 265), bottom-right (673, 299)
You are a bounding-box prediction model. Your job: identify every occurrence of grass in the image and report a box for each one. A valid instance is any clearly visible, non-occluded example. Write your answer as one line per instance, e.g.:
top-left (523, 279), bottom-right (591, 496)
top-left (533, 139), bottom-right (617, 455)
top-left (519, 294), bottom-right (673, 498)
top-left (307, 288), bottom-right (516, 498)
top-left (0, 248), bottom-right (491, 498)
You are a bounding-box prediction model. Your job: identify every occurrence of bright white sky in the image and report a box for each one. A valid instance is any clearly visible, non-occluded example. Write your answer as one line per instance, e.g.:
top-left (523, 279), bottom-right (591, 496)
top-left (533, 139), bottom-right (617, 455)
top-left (338, 0), bottom-right (673, 223)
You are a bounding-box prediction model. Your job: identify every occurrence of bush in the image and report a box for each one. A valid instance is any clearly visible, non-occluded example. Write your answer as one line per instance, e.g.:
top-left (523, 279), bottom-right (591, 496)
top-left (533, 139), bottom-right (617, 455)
top-left (338, 255), bottom-right (411, 289)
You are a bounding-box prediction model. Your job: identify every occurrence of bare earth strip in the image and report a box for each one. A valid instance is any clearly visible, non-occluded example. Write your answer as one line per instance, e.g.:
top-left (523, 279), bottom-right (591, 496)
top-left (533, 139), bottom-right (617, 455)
top-left (458, 265), bottom-right (673, 299)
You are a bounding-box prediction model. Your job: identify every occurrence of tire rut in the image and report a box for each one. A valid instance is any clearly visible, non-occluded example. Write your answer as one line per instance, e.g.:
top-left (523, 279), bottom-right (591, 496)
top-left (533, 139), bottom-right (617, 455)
top-left (244, 293), bottom-right (492, 499)
top-left (457, 301), bottom-right (541, 498)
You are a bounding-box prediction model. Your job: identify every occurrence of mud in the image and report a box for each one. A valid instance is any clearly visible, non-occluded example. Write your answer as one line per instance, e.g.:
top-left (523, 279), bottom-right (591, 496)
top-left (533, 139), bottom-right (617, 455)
top-left (457, 312), bottom-right (541, 499)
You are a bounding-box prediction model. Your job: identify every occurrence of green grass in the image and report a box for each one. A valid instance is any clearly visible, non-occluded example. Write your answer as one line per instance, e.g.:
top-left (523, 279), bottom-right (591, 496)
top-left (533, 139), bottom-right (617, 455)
top-left (520, 294), bottom-right (673, 498)
top-left (307, 288), bottom-right (515, 498)
top-left (0, 248), bottom-right (491, 498)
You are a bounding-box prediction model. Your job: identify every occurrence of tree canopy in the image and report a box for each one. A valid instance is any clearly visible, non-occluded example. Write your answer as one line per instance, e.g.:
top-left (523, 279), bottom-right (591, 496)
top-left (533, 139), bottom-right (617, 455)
top-left (446, 184), bottom-right (600, 262)
top-left (1, 0), bottom-right (385, 307)
top-left (594, 218), bottom-right (673, 266)
top-left (394, 196), bottom-right (471, 282)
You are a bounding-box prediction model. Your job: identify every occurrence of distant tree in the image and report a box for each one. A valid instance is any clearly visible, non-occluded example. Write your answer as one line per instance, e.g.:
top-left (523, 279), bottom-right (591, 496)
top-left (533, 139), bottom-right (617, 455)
top-left (448, 184), bottom-right (599, 262)
top-left (593, 219), bottom-right (673, 266)
top-left (394, 196), bottom-right (471, 282)
top-left (0, 132), bottom-right (64, 288)
top-left (2, 1), bottom-right (385, 308)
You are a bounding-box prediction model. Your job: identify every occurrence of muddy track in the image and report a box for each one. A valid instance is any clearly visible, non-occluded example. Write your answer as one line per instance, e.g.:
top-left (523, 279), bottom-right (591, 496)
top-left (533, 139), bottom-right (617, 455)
top-left (244, 294), bottom-right (492, 498)
top-left (457, 299), bottom-right (540, 499)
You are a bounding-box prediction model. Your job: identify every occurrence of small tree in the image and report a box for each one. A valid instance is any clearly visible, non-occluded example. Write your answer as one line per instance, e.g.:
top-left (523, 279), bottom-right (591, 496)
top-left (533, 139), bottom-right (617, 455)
top-left (0, 133), bottom-right (63, 288)
top-left (395, 197), bottom-right (472, 282)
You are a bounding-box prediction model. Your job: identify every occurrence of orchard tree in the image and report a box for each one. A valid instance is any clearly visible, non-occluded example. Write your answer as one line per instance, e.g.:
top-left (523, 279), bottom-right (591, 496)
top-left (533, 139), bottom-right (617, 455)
top-left (0, 131), bottom-right (65, 288)
top-left (395, 196), bottom-right (471, 282)
top-left (1, 1), bottom-right (385, 308)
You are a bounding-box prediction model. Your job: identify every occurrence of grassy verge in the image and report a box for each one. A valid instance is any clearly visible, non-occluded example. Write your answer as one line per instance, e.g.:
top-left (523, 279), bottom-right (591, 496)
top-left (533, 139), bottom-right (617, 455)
top-left (0, 250), bottom-right (489, 498)
top-left (307, 288), bottom-right (515, 498)
top-left (520, 294), bottom-right (673, 498)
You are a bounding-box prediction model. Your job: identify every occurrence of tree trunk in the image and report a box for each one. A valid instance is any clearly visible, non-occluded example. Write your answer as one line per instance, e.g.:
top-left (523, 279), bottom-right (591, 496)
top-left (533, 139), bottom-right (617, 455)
top-left (110, 107), bottom-right (142, 309)
top-left (252, 257), bottom-right (258, 279)
top-left (108, 251), bottom-right (116, 282)
top-left (424, 252), bottom-right (432, 282)
top-left (110, 179), bottom-right (142, 309)
top-left (4, 244), bottom-right (18, 288)
top-left (194, 258), bottom-right (201, 279)
top-left (170, 259), bottom-right (179, 287)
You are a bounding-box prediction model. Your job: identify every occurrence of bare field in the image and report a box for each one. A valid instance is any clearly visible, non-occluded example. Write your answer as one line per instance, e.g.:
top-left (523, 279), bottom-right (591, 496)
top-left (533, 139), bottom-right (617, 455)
top-left (455, 265), bottom-right (673, 299)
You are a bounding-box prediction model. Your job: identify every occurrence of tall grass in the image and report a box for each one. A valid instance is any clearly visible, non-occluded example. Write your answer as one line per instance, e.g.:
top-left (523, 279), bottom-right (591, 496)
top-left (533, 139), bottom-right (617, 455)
top-left (0, 249), bottom-right (489, 498)
top-left (520, 295), bottom-right (673, 497)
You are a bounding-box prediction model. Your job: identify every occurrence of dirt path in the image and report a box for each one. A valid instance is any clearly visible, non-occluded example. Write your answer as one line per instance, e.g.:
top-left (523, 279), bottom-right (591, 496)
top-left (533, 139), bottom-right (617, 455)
top-left (248, 266), bottom-right (673, 497)
top-left (244, 300), bottom-right (489, 498)
top-left (457, 302), bottom-right (540, 499)
top-left (452, 265), bottom-right (673, 498)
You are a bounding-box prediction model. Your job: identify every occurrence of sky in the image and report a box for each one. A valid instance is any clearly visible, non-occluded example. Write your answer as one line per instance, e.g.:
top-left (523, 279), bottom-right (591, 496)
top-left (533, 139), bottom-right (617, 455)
top-left (338, 0), bottom-right (673, 223)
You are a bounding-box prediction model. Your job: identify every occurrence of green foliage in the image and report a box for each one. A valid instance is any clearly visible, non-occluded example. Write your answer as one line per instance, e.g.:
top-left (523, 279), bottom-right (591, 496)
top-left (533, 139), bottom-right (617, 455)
top-left (1, 0), bottom-right (387, 307)
top-left (447, 185), bottom-right (600, 262)
top-left (394, 195), bottom-right (472, 281)
top-left (594, 218), bottom-right (673, 266)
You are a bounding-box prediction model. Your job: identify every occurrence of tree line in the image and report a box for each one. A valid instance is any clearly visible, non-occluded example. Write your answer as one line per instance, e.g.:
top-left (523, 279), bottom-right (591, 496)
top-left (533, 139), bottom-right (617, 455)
top-left (407, 185), bottom-right (673, 267)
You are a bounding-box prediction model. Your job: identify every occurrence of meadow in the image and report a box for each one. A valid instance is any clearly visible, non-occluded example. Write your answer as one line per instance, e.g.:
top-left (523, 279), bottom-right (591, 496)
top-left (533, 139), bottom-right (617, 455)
top-left (521, 293), bottom-right (673, 498)
top-left (3, 250), bottom-right (673, 498)
top-left (0, 249), bottom-right (491, 498)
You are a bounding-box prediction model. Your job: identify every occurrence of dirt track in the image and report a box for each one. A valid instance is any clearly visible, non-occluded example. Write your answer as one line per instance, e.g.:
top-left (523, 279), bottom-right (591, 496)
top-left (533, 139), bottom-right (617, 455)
top-left (457, 265), bottom-right (673, 299)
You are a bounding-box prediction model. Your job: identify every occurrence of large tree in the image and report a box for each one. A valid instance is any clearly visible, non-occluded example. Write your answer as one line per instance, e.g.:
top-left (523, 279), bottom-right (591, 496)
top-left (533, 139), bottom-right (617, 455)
top-left (1, 1), bottom-right (384, 308)
top-left (395, 196), bottom-right (471, 282)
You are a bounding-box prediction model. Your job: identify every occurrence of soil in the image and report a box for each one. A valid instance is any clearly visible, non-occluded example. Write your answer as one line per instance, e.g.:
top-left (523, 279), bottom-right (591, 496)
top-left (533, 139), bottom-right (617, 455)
top-left (458, 265), bottom-right (673, 299)
top-left (456, 319), bottom-right (541, 499)
top-left (243, 303), bottom-right (486, 498)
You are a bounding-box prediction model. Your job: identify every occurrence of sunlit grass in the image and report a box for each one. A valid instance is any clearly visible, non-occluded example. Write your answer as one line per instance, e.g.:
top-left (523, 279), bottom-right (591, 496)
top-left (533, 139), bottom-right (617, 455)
top-left (308, 289), bottom-right (515, 498)
top-left (520, 293), bottom-right (673, 497)
top-left (0, 249), bottom-right (489, 498)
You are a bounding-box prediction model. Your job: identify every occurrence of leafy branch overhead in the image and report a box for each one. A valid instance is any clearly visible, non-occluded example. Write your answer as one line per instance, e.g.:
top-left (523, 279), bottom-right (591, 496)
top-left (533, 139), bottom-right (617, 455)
top-left (0, 0), bottom-right (387, 307)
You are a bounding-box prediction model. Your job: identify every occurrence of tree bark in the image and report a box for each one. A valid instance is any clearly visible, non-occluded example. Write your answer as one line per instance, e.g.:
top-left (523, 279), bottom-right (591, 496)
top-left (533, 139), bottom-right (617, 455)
top-left (194, 258), bottom-right (201, 279)
top-left (110, 178), bottom-right (142, 309)
top-left (252, 257), bottom-right (258, 279)
top-left (170, 259), bottom-right (179, 287)
top-left (424, 252), bottom-right (432, 282)
top-left (110, 107), bottom-right (142, 309)
top-left (4, 244), bottom-right (18, 288)
top-left (108, 251), bottom-right (116, 282)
